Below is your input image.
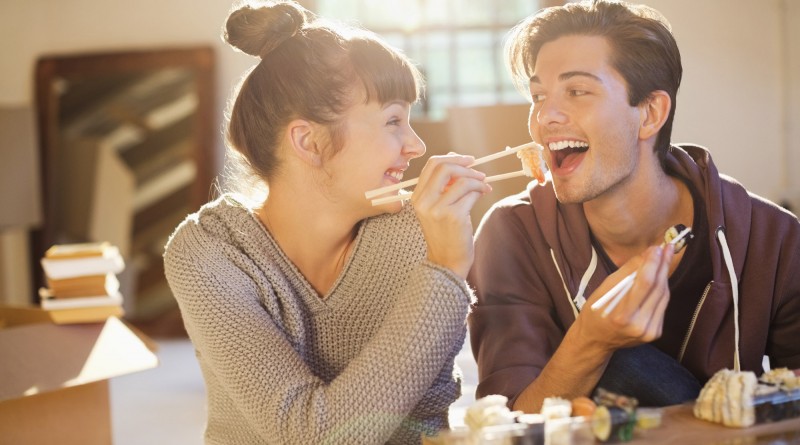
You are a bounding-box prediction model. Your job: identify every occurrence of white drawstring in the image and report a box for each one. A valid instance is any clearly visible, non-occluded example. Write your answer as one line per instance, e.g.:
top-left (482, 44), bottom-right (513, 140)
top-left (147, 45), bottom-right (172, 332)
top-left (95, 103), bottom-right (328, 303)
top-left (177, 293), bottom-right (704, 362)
top-left (551, 249), bottom-right (578, 319)
top-left (574, 248), bottom-right (597, 311)
top-left (717, 228), bottom-right (741, 372)
top-left (550, 247), bottom-right (598, 319)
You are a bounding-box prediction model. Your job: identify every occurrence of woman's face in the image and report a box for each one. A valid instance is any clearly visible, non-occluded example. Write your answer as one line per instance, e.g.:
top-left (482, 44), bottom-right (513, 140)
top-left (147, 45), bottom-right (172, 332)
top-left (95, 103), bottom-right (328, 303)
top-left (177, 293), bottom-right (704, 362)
top-left (321, 97), bottom-right (426, 215)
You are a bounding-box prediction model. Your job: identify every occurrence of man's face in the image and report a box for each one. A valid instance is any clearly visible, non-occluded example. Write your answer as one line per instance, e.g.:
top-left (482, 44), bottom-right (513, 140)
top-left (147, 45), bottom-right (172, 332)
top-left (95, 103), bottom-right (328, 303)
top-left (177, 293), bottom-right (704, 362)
top-left (528, 34), bottom-right (643, 204)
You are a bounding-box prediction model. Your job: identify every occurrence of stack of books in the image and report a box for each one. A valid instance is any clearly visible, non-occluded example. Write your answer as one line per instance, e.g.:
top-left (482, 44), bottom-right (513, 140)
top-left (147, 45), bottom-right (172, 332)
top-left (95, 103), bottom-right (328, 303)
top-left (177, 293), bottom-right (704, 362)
top-left (39, 242), bottom-right (126, 317)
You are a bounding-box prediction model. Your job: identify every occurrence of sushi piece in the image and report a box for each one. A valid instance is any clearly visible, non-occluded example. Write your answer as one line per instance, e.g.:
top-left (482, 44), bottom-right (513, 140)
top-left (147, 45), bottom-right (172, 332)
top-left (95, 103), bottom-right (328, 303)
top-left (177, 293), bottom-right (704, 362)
top-left (592, 405), bottom-right (636, 442)
top-left (513, 143), bottom-right (547, 185)
top-left (663, 223), bottom-right (694, 253)
top-left (694, 368), bottom-right (759, 427)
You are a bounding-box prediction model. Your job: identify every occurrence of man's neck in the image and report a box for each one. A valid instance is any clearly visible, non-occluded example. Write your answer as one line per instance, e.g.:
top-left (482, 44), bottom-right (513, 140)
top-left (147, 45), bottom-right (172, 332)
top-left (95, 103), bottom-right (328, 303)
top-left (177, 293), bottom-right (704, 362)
top-left (584, 161), bottom-right (694, 267)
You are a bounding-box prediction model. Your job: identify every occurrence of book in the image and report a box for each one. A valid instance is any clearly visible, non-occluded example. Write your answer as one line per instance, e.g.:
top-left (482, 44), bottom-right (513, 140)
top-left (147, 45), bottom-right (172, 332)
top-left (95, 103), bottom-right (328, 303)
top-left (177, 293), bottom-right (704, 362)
top-left (46, 272), bottom-right (120, 299)
top-left (0, 304), bottom-right (125, 326)
top-left (39, 288), bottom-right (123, 310)
top-left (41, 242), bottom-right (125, 279)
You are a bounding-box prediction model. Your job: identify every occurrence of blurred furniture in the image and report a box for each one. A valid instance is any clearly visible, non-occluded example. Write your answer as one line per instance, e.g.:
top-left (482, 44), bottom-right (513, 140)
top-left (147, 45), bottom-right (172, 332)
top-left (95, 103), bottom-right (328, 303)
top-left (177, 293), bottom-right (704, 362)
top-left (31, 47), bottom-right (216, 327)
top-left (0, 106), bottom-right (42, 306)
top-left (0, 107), bottom-right (42, 230)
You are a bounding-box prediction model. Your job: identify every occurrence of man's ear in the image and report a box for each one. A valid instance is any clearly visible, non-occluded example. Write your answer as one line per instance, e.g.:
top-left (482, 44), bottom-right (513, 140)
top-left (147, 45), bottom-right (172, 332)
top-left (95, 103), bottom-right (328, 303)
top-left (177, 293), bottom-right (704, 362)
top-left (638, 90), bottom-right (671, 141)
top-left (287, 119), bottom-right (323, 167)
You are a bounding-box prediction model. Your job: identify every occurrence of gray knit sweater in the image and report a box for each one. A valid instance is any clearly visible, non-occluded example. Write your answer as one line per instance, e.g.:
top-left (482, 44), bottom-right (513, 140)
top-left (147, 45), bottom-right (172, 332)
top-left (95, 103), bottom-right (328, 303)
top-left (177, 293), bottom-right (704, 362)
top-left (163, 195), bottom-right (470, 444)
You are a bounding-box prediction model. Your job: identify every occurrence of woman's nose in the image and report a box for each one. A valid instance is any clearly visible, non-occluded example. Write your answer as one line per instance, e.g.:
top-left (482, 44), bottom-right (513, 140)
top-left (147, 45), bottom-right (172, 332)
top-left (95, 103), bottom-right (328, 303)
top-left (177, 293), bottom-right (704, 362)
top-left (404, 128), bottom-right (426, 159)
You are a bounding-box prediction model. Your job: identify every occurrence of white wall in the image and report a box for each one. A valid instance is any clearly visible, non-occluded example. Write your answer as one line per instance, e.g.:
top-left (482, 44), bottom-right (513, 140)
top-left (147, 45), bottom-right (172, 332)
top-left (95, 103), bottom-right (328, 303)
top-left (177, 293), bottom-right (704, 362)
top-left (646, 0), bottom-right (796, 207)
top-left (0, 0), bottom-right (798, 302)
top-left (1, 0), bottom-right (256, 107)
top-left (786, 0), bottom-right (800, 207)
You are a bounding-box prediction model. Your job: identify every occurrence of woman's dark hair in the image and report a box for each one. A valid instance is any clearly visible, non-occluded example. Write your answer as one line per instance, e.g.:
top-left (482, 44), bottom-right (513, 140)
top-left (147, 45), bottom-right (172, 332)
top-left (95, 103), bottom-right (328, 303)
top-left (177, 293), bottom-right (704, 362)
top-left (506, 0), bottom-right (682, 166)
top-left (223, 0), bottom-right (423, 191)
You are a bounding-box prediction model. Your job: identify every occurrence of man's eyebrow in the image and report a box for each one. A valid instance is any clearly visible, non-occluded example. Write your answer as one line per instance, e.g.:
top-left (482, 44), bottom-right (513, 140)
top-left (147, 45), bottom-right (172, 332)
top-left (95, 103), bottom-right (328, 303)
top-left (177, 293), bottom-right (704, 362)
top-left (530, 71), bottom-right (603, 84)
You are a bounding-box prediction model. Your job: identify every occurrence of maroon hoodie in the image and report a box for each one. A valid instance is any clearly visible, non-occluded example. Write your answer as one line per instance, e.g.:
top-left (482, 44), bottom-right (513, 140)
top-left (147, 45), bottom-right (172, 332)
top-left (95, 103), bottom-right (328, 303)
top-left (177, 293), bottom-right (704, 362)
top-left (468, 144), bottom-right (800, 405)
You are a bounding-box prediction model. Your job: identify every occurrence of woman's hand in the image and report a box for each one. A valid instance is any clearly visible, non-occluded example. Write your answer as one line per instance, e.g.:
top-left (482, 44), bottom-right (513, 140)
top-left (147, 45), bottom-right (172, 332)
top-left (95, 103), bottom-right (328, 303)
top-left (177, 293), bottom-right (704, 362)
top-left (411, 154), bottom-right (491, 279)
top-left (573, 244), bottom-right (675, 353)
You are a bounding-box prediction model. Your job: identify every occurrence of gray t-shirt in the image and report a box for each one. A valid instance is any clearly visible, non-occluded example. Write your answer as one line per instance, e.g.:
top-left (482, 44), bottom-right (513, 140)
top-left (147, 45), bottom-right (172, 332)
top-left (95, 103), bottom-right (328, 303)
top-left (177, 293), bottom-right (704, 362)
top-left (164, 195), bottom-right (470, 444)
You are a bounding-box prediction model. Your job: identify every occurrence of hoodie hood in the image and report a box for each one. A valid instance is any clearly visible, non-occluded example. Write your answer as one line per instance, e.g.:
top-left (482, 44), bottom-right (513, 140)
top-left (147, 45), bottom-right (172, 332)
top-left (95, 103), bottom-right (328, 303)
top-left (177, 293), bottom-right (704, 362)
top-left (665, 144), bottom-right (752, 285)
top-left (527, 144), bottom-right (745, 308)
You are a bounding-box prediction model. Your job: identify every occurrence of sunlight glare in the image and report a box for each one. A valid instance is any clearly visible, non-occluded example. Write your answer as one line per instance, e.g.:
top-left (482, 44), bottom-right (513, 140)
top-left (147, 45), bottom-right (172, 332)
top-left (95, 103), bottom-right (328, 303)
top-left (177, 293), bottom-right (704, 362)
top-left (364, 0), bottom-right (421, 32)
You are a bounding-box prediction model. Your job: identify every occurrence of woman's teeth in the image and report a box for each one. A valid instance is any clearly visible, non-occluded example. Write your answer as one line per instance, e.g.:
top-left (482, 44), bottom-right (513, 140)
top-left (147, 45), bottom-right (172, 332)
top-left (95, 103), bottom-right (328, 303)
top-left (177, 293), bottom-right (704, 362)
top-left (387, 170), bottom-right (404, 181)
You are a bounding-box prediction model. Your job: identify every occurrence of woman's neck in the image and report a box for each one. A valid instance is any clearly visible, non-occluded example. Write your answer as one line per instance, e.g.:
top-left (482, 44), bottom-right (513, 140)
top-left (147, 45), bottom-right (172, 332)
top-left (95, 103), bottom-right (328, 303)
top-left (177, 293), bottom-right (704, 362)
top-left (258, 183), bottom-right (361, 297)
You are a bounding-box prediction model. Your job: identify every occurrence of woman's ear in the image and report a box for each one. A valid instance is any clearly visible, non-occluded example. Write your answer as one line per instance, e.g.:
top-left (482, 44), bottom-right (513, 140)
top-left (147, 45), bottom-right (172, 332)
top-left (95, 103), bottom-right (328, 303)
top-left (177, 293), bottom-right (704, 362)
top-left (287, 119), bottom-right (323, 167)
top-left (638, 90), bottom-right (671, 141)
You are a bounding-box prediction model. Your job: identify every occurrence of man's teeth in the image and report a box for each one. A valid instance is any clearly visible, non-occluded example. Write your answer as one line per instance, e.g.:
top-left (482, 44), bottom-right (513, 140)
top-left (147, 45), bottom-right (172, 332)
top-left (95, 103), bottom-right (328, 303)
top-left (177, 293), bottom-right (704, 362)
top-left (548, 140), bottom-right (589, 151)
top-left (387, 171), bottom-right (404, 181)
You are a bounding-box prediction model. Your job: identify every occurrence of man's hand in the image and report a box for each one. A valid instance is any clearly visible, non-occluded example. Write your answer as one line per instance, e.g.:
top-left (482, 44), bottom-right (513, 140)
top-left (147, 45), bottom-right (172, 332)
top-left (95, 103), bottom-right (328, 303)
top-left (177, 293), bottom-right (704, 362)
top-left (576, 244), bottom-right (675, 352)
top-left (511, 244), bottom-right (675, 413)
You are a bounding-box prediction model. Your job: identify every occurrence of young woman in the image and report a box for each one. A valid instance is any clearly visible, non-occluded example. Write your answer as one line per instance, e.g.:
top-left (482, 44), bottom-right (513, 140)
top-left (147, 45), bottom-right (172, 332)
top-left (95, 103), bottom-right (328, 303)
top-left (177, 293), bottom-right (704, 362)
top-left (163, 1), bottom-right (490, 444)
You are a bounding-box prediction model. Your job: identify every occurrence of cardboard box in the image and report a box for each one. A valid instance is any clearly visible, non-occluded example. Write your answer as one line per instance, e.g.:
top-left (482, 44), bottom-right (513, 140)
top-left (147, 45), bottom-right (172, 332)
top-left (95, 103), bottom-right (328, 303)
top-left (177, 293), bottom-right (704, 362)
top-left (0, 308), bottom-right (158, 444)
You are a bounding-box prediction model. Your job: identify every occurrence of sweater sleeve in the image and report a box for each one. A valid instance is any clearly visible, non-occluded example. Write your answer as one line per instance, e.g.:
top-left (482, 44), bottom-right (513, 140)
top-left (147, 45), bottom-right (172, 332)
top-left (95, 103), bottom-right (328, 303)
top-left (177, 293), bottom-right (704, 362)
top-left (164, 218), bottom-right (470, 444)
top-left (467, 204), bottom-right (566, 407)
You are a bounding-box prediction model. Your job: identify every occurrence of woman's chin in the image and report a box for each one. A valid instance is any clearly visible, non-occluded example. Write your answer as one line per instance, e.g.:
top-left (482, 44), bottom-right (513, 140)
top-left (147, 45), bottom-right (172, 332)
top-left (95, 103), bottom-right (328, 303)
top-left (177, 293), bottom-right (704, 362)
top-left (371, 199), bottom-right (403, 215)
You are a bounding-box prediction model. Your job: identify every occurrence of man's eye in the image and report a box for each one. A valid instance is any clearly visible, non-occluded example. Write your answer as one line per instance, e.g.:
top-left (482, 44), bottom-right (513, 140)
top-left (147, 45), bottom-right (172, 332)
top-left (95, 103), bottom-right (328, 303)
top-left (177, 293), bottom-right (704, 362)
top-left (387, 118), bottom-right (401, 126)
top-left (531, 93), bottom-right (546, 103)
top-left (569, 89), bottom-right (588, 97)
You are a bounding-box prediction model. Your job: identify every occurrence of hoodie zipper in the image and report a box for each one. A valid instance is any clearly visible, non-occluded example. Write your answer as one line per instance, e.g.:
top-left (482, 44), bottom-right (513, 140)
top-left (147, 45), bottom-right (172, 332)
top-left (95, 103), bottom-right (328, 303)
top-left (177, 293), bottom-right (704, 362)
top-left (678, 281), bottom-right (713, 364)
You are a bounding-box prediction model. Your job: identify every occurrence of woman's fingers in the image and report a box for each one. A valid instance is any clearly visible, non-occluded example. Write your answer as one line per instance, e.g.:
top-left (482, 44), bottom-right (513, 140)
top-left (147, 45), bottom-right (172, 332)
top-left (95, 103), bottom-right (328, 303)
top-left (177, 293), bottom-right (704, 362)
top-left (411, 154), bottom-right (492, 279)
top-left (415, 154), bottom-right (477, 191)
top-left (412, 158), bottom-right (489, 210)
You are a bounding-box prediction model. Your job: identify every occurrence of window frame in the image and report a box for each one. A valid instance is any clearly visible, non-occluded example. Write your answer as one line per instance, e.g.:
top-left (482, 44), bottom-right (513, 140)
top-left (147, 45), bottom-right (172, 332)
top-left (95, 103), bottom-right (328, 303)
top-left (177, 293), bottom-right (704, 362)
top-left (304, 0), bottom-right (564, 118)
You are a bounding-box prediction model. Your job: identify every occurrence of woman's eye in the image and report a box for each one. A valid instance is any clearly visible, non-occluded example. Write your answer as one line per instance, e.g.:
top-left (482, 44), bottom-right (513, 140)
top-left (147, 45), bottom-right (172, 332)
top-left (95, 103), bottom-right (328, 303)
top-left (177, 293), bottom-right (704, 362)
top-left (387, 118), bottom-right (401, 126)
top-left (531, 93), bottom-right (546, 103)
top-left (569, 89), bottom-right (588, 97)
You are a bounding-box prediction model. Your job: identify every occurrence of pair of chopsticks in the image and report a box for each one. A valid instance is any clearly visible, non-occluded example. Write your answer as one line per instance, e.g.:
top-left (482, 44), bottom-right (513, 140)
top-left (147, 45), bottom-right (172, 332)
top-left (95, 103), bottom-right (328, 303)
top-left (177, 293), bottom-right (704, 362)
top-left (366, 142), bottom-right (540, 206)
top-left (589, 226), bottom-right (692, 317)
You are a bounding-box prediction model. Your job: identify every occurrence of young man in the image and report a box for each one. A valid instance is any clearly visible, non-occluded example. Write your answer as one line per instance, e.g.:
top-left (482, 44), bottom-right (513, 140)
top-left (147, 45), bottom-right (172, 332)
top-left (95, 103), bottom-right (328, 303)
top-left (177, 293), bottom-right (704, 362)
top-left (468, 0), bottom-right (800, 412)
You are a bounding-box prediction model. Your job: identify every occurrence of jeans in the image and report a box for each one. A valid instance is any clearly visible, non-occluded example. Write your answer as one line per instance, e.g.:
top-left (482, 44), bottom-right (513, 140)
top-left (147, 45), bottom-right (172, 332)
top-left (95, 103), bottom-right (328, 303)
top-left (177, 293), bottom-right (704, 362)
top-left (594, 343), bottom-right (701, 407)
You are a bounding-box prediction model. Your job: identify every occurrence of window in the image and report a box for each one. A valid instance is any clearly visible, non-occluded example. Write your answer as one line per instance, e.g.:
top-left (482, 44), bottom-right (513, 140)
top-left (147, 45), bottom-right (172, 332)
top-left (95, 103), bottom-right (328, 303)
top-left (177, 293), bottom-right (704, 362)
top-left (311, 0), bottom-right (547, 119)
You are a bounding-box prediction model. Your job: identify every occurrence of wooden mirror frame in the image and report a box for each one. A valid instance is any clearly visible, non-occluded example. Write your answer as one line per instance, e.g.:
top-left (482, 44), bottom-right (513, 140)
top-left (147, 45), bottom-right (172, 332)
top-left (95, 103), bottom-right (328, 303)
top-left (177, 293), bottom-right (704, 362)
top-left (30, 47), bottom-right (216, 318)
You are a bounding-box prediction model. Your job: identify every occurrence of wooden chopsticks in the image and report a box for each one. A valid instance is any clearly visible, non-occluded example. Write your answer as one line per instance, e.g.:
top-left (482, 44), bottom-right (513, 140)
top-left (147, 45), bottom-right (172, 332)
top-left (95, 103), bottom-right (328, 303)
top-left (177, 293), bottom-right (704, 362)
top-left (590, 226), bottom-right (693, 317)
top-left (366, 141), bottom-right (540, 206)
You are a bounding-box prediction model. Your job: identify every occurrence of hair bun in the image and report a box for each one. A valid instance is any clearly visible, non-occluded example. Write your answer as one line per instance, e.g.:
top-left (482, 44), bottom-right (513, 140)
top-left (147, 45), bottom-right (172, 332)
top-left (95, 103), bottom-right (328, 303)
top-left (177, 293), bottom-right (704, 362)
top-left (224, 1), bottom-right (308, 58)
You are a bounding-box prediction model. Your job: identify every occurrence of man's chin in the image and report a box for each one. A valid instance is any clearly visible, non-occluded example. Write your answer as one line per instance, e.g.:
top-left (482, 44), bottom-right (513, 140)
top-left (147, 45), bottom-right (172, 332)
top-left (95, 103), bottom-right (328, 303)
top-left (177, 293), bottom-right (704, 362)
top-left (553, 187), bottom-right (579, 204)
top-left (553, 186), bottom-right (593, 205)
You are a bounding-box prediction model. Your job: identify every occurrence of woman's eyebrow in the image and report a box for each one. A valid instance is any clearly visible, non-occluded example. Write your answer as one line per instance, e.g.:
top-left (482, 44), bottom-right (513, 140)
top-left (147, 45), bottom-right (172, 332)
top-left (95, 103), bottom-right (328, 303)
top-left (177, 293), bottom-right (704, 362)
top-left (382, 100), bottom-right (408, 109)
